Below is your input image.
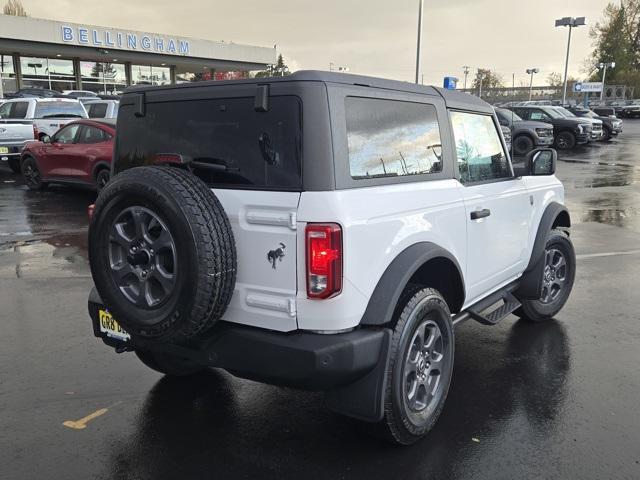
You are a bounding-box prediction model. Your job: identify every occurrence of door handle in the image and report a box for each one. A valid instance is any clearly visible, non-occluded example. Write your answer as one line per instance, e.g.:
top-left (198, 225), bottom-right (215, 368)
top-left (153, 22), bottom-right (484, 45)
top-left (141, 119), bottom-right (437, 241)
top-left (470, 208), bottom-right (491, 220)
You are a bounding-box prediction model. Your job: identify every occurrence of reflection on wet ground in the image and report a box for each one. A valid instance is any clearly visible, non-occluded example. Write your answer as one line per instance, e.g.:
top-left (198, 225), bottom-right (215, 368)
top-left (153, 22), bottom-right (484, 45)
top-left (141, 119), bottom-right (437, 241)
top-left (557, 121), bottom-right (640, 232)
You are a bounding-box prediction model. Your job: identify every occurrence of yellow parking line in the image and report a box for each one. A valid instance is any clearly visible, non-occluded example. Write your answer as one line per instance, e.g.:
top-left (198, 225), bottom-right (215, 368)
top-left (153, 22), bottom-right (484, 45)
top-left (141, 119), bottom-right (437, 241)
top-left (62, 408), bottom-right (108, 430)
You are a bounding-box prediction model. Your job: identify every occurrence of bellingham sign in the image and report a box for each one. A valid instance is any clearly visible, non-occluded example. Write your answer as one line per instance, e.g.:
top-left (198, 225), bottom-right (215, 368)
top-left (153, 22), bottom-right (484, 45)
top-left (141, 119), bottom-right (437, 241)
top-left (61, 25), bottom-right (190, 56)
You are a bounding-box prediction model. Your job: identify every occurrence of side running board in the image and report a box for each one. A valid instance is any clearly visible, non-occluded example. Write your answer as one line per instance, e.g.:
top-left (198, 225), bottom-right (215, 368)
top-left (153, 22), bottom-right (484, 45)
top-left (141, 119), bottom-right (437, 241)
top-left (452, 283), bottom-right (522, 327)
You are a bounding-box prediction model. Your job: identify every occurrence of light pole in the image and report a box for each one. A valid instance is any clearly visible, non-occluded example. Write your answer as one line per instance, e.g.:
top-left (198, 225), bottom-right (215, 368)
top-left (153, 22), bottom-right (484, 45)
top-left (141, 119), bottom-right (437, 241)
top-left (526, 68), bottom-right (539, 101)
top-left (415, 0), bottom-right (424, 84)
top-left (462, 65), bottom-right (470, 90)
top-left (599, 62), bottom-right (615, 101)
top-left (555, 16), bottom-right (586, 105)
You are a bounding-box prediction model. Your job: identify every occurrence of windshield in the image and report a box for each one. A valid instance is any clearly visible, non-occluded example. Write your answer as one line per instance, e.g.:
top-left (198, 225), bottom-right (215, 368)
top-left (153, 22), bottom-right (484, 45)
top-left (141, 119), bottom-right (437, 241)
top-left (554, 107), bottom-right (576, 118)
top-left (540, 107), bottom-right (565, 119)
top-left (497, 108), bottom-right (523, 122)
top-left (34, 101), bottom-right (87, 119)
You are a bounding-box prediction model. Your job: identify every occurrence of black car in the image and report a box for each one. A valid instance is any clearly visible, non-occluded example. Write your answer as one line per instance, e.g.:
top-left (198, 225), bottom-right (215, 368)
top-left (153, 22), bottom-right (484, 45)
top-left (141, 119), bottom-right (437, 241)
top-left (567, 107), bottom-right (623, 141)
top-left (620, 101), bottom-right (640, 118)
top-left (508, 106), bottom-right (592, 150)
top-left (592, 106), bottom-right (616, 118)
top-left (4, 87), bottom-right (64, 99)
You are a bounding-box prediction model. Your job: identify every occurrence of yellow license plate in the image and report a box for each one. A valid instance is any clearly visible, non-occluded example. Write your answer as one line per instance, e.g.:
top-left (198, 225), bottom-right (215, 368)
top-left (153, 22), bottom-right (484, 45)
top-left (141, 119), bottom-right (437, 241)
top-left (0, 147), bottom-right (8, 154)
top-left (99, 309), bottom-right (130, 341)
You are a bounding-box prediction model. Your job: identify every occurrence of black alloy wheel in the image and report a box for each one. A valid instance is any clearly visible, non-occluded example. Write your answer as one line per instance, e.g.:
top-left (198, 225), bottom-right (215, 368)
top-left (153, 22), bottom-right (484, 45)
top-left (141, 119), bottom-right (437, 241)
top-left (109, 206), bottom-right (177, 309)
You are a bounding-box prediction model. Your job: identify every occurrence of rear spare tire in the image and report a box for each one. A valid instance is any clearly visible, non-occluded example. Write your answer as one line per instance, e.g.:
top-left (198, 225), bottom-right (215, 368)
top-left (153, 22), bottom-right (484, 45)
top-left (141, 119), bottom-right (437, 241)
top-left (89, 166), bottom-right (236, 342)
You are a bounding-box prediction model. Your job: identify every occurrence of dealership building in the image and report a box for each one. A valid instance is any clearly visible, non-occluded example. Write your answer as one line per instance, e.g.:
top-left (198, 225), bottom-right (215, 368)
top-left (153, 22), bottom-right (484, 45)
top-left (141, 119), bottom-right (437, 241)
top-left (0, 15), bottom-right (276, 96)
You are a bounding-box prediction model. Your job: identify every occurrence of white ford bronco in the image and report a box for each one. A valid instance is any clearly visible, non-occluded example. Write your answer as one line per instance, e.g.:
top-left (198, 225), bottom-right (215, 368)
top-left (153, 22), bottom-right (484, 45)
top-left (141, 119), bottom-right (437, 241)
top-left (87, 71), bottom-right (575, 445)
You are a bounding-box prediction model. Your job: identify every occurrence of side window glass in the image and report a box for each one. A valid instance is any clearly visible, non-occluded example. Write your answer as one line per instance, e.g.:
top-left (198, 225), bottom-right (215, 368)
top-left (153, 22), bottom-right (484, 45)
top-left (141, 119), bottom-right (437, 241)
top-left (53, 124), bottom-right (80, 144)
top-left (450, 111), bottom-right (511, 184)
top-left (10, 102), bottom-right (29, 119)
top-left (0, 102), bottom-right (11, 118)
top-left (529, 110), bottom-right (545, 121)
top-left (78, 126), bottom-right (106, 144)
top-left (345, 97), bottom-right (443, 179)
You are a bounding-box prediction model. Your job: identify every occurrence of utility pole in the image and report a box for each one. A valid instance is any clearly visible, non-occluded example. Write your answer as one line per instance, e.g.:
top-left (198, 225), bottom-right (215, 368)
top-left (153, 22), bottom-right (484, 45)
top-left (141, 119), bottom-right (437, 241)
top-left (463, 65), bottom-right (470, 90)
top-left (478, 69), bottom-right (483, 98)
top-left (415, 0), bottom-right (424, 84)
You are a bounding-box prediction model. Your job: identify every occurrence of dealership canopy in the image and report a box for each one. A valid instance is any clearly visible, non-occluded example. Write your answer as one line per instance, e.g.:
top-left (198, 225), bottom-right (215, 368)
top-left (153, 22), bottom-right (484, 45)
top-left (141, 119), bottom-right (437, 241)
top-left (0, 15), bottom-right (276, 95)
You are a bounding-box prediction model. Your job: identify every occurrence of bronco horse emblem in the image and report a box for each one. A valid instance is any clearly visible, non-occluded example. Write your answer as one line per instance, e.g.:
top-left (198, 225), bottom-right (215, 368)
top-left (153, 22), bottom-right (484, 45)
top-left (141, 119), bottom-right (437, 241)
top-left (267, 243), bottom-right (286, 269)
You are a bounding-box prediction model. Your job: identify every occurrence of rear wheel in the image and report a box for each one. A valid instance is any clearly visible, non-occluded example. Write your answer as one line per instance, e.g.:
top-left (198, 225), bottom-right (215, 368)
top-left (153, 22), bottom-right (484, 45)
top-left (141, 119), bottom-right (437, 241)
top-left (8, 158), bottom-right (20, 174)
top-left (21, 156), bottom-right (47, 190)
top-left (377, 287), bottom-right (454, 445)
top-left (135, 349), bottom-right (205, 376)
top-left (515, 229), bottom-right (575, 322)
top-left (554, 131), bottom-right (576, 150)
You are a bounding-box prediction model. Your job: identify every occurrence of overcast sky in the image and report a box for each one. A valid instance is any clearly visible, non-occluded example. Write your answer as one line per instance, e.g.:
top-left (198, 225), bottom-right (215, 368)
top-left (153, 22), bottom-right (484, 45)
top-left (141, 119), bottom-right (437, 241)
top-left (19, 0), bottom-right (607, 87)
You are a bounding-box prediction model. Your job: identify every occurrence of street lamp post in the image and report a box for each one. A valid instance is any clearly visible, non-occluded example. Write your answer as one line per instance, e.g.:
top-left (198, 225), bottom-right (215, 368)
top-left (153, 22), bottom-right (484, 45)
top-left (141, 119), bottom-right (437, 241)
top-left (555, 16), bottom-right (586, 105)
top-left (415, 0), bottom-right (424, 84)
top-left (599, 62), bottom-right (615, 101)
top-left (526, 68), bottom-right (539, 101)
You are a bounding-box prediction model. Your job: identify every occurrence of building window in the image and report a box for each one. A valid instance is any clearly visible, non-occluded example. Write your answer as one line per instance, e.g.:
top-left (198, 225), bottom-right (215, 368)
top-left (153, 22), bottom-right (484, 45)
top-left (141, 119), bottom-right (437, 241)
top-left (80, 61), bottom-right (127, 95)
top-left (0, 53), bottom-right (17, 95)
top-left (131, 65), bottom-right (171, 86)
top-left (20, 56), bottom-right (76, 92)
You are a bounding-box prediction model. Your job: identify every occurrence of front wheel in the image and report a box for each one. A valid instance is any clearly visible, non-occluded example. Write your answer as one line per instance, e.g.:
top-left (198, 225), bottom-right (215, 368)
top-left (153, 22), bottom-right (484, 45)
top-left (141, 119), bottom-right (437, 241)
top-left (554, 132), bottom-right (576, 150)
top-left (515, 229), bottom-right (576, 322)
top-left (21, 156), bottom-right (47, 190)
top-left (513, 135), bottom-right (535, 156)
top-left (378, 287), bottom-right (454, 445)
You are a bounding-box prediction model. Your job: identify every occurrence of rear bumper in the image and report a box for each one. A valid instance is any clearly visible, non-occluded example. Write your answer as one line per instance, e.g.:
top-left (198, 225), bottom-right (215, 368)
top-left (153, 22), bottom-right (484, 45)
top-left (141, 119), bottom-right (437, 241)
top-left (88, 288), bottom-right (388, 391)
top-left (0, 143), bottom-right (26, 159)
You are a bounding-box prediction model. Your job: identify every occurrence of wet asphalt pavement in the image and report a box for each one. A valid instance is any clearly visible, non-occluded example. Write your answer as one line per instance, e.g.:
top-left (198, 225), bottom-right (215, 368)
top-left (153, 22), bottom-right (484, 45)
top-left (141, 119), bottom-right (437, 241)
top-left (1, 124), bottom-right (639, 480)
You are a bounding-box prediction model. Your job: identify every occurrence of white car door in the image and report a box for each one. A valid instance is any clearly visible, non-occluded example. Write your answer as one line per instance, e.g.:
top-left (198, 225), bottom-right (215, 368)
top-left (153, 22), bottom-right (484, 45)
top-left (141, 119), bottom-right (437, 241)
top-left (450, 110), bottom-right (532, 305)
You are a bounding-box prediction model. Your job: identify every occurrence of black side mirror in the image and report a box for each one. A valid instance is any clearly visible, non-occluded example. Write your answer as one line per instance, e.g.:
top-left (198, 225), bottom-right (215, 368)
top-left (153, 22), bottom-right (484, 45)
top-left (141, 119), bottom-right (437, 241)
top-left (526, 148), bottom-right (556, 175)
top-left (42, 135), bottom-right (51, 144)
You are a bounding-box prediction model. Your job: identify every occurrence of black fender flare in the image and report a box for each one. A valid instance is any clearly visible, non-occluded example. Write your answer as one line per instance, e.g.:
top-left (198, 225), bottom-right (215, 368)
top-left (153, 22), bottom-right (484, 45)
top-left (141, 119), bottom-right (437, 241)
top-left (516, 201), bottom-right (571, 299)
top-left (359, 242), bottom-right (465, 326)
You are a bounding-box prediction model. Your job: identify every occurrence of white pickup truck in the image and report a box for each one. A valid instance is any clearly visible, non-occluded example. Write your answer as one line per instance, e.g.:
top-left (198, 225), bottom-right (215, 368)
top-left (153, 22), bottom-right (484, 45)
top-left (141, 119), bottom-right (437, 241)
top-left (0, 96), bottom-right (87, 146)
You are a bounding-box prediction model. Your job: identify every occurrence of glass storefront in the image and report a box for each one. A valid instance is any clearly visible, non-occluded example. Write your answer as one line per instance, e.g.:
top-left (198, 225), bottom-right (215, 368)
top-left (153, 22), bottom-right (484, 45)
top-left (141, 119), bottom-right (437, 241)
top-left (80, 61), bottom-right (127, 95)
top-left (0, 52), bottom-right (182, 97)
top-left (0, 53), bottom-right (17, 95)
top-left (20, 56), bottom-right (76, 91)
top-left (131, 65), bottom-right (171, 86)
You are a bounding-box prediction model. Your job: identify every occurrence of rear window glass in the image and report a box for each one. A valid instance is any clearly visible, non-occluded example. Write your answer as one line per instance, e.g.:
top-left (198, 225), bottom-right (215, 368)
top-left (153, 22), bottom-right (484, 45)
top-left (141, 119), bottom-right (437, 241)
top-left (87, 103), bottom-right (108, 118)
top-left (115, 96), bottom-right (302, 190)
top-left (34, 101), bottom-right (86, 119)
top-left (345, 97), bottom-right (442, 179)
top-left (0, 101), bottom-right (29, 119)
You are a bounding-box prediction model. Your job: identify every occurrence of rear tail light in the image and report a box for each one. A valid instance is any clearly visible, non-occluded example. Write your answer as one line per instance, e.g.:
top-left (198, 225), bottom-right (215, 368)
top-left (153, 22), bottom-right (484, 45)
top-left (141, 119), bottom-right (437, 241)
top-left (306, 223), bottom-right (342, 299)
top-left (87, 203), bottom-right (95, 221)
top-left (33, 124), bottom-right (39, 140)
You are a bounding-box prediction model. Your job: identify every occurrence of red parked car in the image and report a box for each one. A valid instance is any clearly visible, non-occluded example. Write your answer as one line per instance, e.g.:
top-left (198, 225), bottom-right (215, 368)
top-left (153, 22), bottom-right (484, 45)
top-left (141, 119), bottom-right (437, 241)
top-left (20, 119), bottom-right (115, 192)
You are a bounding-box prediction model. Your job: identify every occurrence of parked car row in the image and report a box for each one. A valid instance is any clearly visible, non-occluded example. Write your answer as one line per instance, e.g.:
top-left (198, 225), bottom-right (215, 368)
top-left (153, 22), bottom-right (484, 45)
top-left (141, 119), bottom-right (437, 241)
top-left (495, 104), bottom-right (624, 154)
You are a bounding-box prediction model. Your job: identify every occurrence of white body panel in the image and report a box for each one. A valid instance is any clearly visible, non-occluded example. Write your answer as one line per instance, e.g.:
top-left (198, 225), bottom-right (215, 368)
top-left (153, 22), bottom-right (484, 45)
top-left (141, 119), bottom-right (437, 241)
top-left (215, 189), bottom-right (300, 332)
top-left (296, 180), bottom-right (467, 331)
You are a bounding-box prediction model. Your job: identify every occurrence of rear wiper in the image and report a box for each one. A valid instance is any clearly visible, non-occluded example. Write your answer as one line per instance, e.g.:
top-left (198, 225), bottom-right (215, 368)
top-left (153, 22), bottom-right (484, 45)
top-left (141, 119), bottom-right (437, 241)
top-left (191, 156), bottom-right (239, 172)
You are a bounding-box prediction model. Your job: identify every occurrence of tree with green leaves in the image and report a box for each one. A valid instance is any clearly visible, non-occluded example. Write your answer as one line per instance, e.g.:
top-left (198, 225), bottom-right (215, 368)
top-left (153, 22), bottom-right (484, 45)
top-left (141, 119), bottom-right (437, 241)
top-left (3, 0), bottom-right (27, 16)
top-left (255, 54), bottom-right (291, 78)
top-left (588, 1), bottom-right (640, 92)
top-left (547, 72), bottom-right (563, 87)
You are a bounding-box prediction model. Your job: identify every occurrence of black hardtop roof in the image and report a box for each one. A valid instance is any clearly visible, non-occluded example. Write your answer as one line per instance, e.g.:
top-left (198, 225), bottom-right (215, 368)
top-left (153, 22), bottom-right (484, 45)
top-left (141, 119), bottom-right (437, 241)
top-left (125, 70), bottom-right (493, 113)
